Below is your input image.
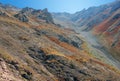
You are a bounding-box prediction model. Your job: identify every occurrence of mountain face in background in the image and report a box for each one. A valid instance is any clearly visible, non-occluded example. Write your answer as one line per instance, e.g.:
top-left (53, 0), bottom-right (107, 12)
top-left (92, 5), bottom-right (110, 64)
top-left (0, 1), bottom-right (120, 81)
top-left (52, 0), bottom-right (120, 67)
top-left (93, 5), bottom-right (120, 62)
top-left (53, 0), bottom-right (120, 30)
top-left (52, 12), bottom-right (75, 28)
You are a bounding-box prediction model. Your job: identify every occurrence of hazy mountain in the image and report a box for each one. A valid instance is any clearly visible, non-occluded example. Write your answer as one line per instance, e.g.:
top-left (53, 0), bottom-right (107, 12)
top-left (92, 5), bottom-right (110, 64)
top-left (0, 1), bottom-right (120, 81)
top-left (52, 12), bottom-right (75, 28)
top-left (52, 0), bottom-right (120, 64)
top-left (53, 0), bottom-right (120, 30)
top-left (93, 5), bottom-right (120, 62)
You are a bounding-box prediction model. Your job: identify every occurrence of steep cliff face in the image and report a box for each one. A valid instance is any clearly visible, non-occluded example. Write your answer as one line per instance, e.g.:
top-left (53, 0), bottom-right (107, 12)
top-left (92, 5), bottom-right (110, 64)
top-left (0, 2), bottom-right (120, 81)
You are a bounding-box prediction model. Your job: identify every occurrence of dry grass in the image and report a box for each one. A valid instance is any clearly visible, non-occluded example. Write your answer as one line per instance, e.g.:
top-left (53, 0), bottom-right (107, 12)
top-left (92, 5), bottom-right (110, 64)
top-left (47, 36), bottom-right (80, 53)
top-left (0, 16), bottom-right (30, 28)
top-left (0, 47), bottom-right (16, 62)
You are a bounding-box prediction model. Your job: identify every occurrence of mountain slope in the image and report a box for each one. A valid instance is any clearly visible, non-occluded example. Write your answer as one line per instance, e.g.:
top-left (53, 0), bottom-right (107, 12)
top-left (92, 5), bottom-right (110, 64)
top-left (0, 3), bottom-right (120, 81)
top-left (53, 0), bottom-right (120, 62)
top-left (72, 0), bottom-right (120, 31)
top-left (93, 6), bottom-right (120, 62)
top-left (53, 0), bottom-right (120, 31)
top-left (52, 0), bottom-right (120, 77)
top-left (52, 12), bottom-right (75, 28)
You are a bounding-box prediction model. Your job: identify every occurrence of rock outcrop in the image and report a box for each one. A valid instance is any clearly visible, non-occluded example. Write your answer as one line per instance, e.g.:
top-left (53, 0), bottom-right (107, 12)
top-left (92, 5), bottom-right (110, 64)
top-left (0, 2), bottom-right (120, 81)
top-left (0, 58), bottom-right (22, 81)
top-left (14, 13), bottom-right (29, 22)
top-left (14, 7), bottom-right (54, 23)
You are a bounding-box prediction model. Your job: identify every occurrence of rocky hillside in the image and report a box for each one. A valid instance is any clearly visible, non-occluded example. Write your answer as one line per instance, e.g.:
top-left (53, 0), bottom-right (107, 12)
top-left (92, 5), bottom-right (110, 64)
top-left (93, 4), bottom-right (120, 62)
top-left (0, 2), bottom-right (120, 81)
top-left (53, 0), bottom-right (120, 30)
top-left (53, 0), bottom-right (120, 66)
top-left (14, 7), bottom-right (54, 23)
top-left (72, 0), bottom-right (120, 31)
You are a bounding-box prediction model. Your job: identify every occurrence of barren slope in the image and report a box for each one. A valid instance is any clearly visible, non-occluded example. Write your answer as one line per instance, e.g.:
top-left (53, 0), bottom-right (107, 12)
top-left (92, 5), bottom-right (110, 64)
top-left (0, 3), bottom-right (120, 81)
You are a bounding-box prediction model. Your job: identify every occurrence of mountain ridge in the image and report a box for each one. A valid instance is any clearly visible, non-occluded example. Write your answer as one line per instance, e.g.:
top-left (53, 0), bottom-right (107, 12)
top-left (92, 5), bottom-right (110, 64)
top-left (0, 1), bottom-right (120, 81)
top-left (52, 0), bottom-right (120, 30)
top-left (52, 0), bottom-right (120, 64)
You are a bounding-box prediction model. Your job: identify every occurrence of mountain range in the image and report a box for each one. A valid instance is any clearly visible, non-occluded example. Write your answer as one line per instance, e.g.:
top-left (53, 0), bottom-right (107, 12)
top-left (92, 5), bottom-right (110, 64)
top-left (53, 0), bottom-right (120, 65)
top-left (0, 0), bottom-right (120, 81)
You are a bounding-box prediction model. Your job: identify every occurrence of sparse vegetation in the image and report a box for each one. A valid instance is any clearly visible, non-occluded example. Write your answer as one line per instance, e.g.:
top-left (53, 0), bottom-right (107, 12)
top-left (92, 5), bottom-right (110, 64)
top-left (0, 1), bottom-right (120, 81)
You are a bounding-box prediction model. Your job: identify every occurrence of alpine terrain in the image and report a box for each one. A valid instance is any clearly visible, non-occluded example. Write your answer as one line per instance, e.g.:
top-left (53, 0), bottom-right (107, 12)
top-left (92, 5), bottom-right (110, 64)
top-left (0, 0), bottom-right (120, 81)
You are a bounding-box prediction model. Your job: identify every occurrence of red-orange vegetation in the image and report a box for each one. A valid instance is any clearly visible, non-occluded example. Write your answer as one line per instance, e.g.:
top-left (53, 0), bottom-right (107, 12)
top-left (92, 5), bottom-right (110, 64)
top-left (95, 20), bottom-right (113, 34)
top-left (47, 36), bottom-right (80, 53)
top-left (92, 59), bottom-right (107, 67)
top-left (104, 26), bottom-right (120, 37)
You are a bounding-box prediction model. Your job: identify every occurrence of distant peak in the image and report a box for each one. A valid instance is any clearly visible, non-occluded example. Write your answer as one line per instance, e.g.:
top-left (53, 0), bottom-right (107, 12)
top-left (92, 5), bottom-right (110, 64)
top-left (42, 8), bottom-right (48, 12)
top-left (22, 7), bottom-right (34, 12)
